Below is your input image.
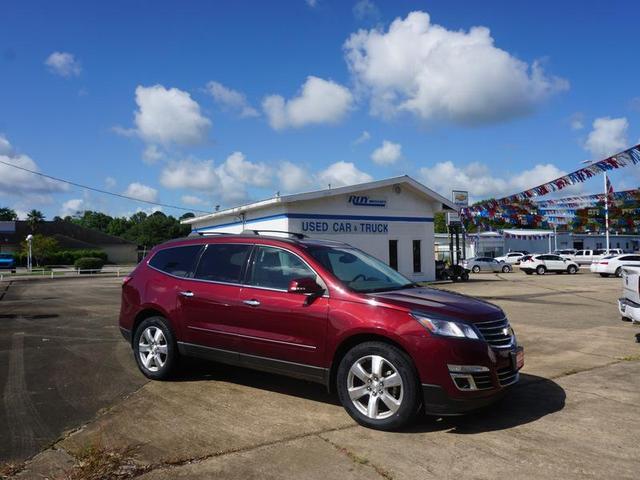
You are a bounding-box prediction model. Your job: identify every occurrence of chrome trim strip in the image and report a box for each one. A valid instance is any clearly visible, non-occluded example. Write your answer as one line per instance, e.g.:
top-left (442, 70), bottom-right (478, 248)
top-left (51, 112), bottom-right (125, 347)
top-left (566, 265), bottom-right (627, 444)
top-left (187, 325), bottom-right (318, 350)
top-left (473, 317), bottom-right (509, 325)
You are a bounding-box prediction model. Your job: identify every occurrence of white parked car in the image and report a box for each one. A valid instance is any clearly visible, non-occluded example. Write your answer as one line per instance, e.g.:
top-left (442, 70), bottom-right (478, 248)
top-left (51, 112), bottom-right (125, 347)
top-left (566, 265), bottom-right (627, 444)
top-left (618, 266), bottom-right (640, 322)
top-left (520, 254), bottom-right (579, 275)
top-left (572, 248), bottom-right (623, 265)
top-left (495, 252), bottom-right (526, 264)
top-left (590, 254), bottom-right (640, 278)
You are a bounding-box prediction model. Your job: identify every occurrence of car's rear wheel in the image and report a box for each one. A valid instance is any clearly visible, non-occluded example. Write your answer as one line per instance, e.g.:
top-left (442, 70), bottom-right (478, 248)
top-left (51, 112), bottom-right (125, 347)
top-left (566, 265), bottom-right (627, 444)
top-left (615, 267), bottom-right (623, 278)
top-left (337, 342), bottom-right (419, 431)
top-left (567, 265), bottom-right (578, 274)
top-left (536, 265), bottom-right (546, 275)
top-left (472, 265), bottom-right (480, 273)
top-left (133, 316), bottom-right (178, 380)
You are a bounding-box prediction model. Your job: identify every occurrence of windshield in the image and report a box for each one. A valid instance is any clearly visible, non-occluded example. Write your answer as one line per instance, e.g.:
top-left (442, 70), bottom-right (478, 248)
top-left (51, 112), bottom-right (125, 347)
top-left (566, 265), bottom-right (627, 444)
top-left (305, 245), bottom-right (415, 293)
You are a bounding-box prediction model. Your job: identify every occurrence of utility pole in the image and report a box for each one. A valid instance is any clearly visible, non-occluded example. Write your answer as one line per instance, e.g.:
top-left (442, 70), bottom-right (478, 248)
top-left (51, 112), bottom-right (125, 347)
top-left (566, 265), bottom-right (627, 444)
top-left (604, 173), bottom-right (610, 252)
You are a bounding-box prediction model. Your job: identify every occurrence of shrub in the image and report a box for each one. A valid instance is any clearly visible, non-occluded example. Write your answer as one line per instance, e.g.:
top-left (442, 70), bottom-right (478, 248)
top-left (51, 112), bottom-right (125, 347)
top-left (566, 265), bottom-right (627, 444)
top-left (13, 249), bottom-right (108, 267)
top-left (74, 257), bottom-right (105, 273)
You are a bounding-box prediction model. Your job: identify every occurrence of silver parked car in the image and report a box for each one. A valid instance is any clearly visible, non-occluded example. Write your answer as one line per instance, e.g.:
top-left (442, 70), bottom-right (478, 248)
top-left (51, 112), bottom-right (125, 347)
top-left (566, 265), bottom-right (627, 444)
top-left (462, 257), bottom-right (512, 273)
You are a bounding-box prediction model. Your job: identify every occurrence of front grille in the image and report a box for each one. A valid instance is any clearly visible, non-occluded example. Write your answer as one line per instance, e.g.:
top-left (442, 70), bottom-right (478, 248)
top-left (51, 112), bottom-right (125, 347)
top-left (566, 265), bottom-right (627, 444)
top-left (475, 317), bottom-right (513, 348)
top-left (497, 366), bottom-right (519, 387)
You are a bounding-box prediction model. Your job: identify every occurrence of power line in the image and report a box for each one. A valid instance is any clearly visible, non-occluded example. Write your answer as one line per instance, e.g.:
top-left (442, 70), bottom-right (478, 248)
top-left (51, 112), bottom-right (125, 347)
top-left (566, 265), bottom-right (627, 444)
top-left (0, 158), bottom-right (212, 215)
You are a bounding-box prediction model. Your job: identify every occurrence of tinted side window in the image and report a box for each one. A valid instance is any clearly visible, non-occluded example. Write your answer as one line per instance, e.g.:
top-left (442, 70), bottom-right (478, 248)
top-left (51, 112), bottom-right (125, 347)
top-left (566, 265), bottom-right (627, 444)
top-left (149, 245), bottom-right (202, 277)
top-left (194, 243), bottom-right (251, 283)
top-left (249, 246), bottom-right (316, 290)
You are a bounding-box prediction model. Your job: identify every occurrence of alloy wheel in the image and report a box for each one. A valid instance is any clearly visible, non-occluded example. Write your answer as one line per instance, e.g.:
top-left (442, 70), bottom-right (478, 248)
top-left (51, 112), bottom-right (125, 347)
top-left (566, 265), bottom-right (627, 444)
top-left (347, 355), bottom-right (404, 420)
top-left (138, 326), bottom-right (168, 372)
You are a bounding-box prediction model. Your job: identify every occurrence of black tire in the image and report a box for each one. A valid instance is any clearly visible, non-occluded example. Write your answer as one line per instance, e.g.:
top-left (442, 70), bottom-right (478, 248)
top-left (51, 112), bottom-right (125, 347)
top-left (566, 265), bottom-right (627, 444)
top-left (536, 265), bottom-right (546, 275)
top-left (337, 342), bottom-right (420, 431)
top-left (461, 272), bottom-right (470, 281)
top-left (133, 316), bottom-right (178, 380)
top-left (567, 265), bottom-right (578, 274)
top-left (599, 273), bottom-right (609, 278)
top-left (472, 265), bottom-right (480, 273)
top-left (501, 265), bottom-right (511, 273)
top-left (615, 267), bottom-right (623, 278)
top-left (621, 316), bottom-right (631, 322)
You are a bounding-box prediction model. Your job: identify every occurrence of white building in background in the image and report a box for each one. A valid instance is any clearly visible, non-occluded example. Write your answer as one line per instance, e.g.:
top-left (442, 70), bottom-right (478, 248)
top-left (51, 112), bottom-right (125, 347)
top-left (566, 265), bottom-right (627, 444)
top-left (182, 176), bottom-right (457, 281)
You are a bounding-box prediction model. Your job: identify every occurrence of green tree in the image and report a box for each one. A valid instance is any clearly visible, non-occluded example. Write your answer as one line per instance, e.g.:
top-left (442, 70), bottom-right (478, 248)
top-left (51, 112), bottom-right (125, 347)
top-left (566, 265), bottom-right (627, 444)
top-left (434, 212), bottom-right (447, 233)
top-left (73, 210), bottom-right (114, 232)
top-left (0, 207), bottom-right (18, 221)
top-left (26, 209), bottom-right (45, 232)
top-left (106, 217), bottom-right (131, 237)
top-left (22, 235), bottom-right (59, 266)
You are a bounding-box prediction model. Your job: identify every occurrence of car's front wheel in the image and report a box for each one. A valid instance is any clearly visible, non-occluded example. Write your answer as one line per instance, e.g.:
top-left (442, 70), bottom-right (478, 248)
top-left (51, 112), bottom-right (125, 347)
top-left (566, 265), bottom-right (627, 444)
top-left (337, 342), bottom-right (419, 430)
top-left (133, 316), bottom-right (178, 380)
top-left (567, 265), bottom-right (578, 274)
top-left (501, 265), bottom-right (511, 273)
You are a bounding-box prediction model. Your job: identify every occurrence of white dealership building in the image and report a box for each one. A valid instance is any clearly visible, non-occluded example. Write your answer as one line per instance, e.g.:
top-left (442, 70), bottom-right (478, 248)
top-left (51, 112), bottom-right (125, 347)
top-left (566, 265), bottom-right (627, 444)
top-left (182, 176), bottom-right (457, 281)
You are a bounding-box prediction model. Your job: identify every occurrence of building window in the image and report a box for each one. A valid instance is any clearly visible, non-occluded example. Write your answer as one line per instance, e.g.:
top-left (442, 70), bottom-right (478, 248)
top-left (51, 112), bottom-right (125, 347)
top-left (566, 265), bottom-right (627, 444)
top-left (412, 240), bottom-right (421, 273)
top-left (388, 240), bottom-right (398, 271)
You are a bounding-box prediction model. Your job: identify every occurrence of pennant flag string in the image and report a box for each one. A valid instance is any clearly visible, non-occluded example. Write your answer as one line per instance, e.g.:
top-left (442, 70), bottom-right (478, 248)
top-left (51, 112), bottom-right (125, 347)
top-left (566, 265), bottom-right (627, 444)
top-left (464, 143), bottom-right (640, 215)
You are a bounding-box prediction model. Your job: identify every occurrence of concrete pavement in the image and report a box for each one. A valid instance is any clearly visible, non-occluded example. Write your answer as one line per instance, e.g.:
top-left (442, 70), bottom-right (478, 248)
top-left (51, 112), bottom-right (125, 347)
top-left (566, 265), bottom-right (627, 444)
top-left (4, 272), bottom-right (640, 479)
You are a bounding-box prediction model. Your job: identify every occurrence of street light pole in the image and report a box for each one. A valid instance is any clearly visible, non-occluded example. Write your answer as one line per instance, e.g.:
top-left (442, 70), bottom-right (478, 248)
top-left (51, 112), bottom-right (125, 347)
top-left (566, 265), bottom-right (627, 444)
top-left (26, 234), bottom-right (33, 271)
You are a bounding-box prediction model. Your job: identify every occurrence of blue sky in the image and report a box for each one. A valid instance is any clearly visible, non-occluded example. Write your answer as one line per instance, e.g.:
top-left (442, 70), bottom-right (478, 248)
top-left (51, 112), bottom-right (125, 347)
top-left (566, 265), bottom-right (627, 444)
top-left (1, 0), bottom-right (639, 219)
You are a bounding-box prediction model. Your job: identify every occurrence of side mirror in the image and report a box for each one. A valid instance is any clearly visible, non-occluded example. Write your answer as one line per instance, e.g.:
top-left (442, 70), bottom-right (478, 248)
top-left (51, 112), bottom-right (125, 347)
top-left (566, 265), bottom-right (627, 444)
top-left (288, 277), bottom-right (324, 295)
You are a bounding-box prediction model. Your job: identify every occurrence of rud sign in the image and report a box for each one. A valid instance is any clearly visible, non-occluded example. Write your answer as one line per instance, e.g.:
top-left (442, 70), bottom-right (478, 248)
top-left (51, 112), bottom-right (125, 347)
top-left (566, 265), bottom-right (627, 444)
top-left (348, 195), bottom-right (387, 207)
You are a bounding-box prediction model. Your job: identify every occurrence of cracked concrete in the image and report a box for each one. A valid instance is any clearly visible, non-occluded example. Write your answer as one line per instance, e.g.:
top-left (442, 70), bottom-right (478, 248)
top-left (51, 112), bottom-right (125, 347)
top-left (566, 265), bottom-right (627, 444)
top-left (4, 272), bottom-right (640, 479)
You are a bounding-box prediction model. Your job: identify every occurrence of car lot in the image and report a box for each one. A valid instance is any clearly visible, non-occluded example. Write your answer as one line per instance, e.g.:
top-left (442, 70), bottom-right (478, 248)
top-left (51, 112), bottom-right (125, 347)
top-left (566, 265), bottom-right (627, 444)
top-left (2, 273), bottom-right (639, 479)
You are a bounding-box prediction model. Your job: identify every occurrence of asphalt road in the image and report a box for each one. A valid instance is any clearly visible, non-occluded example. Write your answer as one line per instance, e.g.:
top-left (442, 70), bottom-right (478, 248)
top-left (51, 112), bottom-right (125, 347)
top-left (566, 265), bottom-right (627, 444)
top-left (0, 278), bottom-right (146, 462)
top-left (4, 272), bottom-right (640, 479)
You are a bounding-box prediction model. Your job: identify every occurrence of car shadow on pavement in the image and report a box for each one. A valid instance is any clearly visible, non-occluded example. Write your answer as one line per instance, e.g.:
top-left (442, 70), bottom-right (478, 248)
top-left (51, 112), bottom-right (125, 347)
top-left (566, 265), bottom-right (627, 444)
top-left (172, 361), bottom-right (564, 431)
top-left (172, 357), bottom-right (342, 406)
top-left (406, 373), bottom-right (566, 434)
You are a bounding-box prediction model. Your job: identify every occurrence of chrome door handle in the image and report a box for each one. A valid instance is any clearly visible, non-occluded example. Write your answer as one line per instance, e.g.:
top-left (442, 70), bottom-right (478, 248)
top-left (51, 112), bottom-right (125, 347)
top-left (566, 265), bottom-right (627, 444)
top-left (243, 299), bottom-right (260, 307)
top-left (179, 291), bottom-right (194, 297)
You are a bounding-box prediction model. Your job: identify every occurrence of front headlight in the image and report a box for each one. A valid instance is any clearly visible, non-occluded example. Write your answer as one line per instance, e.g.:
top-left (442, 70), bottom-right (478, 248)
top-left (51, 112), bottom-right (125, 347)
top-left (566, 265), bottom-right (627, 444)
top-left (411, 312), bottom-right (479, 340)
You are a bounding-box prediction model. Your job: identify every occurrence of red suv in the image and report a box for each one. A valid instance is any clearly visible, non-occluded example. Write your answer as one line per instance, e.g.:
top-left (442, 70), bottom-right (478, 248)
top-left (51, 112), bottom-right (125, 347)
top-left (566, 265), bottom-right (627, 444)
top-left (120, 231), bottom-right (523, 430)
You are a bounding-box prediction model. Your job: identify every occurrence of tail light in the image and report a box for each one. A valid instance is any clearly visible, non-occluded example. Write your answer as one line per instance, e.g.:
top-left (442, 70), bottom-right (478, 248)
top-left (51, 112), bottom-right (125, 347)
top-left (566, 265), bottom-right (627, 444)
top-left (600, 262), bottom-right (608, 265)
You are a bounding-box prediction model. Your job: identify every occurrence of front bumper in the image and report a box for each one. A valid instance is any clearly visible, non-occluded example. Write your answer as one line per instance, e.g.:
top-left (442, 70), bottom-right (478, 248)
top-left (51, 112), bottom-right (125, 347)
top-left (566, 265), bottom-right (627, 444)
top-left (618, 298), bottom-right (640, 322)
top-left (420, 345), bottom-right (523, 415)
top-left (422, 383), bottom-right (506, 415)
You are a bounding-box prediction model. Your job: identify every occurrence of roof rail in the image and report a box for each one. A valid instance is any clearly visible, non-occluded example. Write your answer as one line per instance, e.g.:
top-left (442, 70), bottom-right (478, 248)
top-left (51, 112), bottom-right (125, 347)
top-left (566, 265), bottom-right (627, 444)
top-left (241, 229), bottom-right (307, 240)
top-left (189, 231), bottom-right (232, 237)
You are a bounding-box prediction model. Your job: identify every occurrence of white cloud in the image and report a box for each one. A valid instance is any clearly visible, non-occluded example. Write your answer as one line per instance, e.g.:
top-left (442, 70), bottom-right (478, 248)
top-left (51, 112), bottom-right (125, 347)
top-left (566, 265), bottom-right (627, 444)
top-left (317, 161), bottom-right (373, 187)
top-left (160, 159), bottom-right (220, 191)
top-left (217, 151), bottom-right (272, 188)
top-left (60, 198), bottom-right (84, 217)
top-left (344, 11), bottom-right (568, 124)
top-left (353, 130), bottom-right (371, 145)
top-left (419, 161), bottom-right (577, 201)
top-left (132, 85), bottom-right (211, 145)
top-left (45, 51), bottom-right (82, 77)
top-left (584, 116), bottom-right (628, 159)
top-left (142, 145), bottom-right (164, 164)
top-left (262, 76), bottom-right (353, 130)
top-left (371, 140), bottom-right (402, 165)
top-left (160, 152), bottom-right (272, 204)
top-left (569, 112), bottom-right (584, 131)
top-left (0, 137), bottom-right (67, 196)
top-left (205, 81), bottom-right (259, 118)
top-left (278, 161), bottom-right (314, 193)
top-left (353, 0), bottom-right (380, 22)
top-left (123, 182), bottom-right (158, 203)
top-left (0, 135), bottom-right (13, 155)
top-left (105, 177), bottom-right (117, 189)
top-left (181, 195), bottom-right (207, 206)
